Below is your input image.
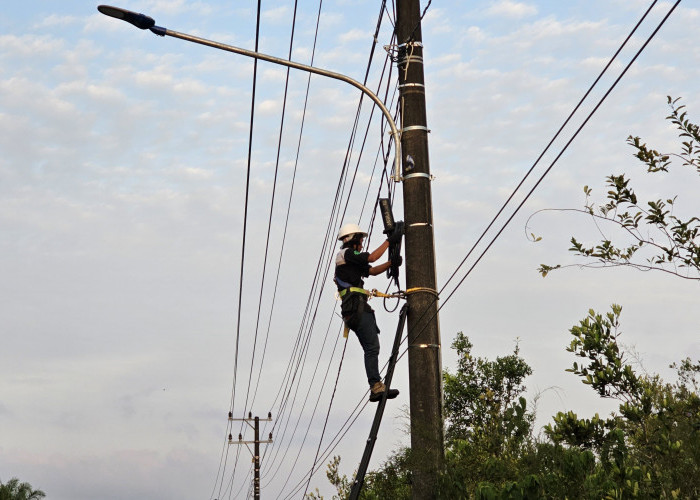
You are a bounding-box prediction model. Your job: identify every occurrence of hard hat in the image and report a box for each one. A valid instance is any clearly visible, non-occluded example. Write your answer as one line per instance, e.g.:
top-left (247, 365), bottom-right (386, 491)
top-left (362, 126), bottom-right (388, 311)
top-left (337, 223), bottom-right (367, 242)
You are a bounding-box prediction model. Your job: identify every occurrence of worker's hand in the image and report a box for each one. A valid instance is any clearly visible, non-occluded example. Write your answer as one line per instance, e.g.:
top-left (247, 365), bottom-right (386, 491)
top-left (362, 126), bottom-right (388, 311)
top-left (388, 223), bottom-right (403, 245)
top-left (392, 255), bottom-right (403, 267)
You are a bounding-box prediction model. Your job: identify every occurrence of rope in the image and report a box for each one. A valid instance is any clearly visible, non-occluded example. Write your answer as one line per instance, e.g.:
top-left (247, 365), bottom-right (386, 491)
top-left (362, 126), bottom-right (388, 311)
top-left (337, 287), bottom-right (440, 300)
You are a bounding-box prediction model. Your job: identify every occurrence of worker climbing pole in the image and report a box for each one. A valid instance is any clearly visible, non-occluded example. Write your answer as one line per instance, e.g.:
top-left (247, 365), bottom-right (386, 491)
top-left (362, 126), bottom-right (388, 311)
top-left (338, 200), bottom-right (428, 500)
top-left (334, 205), bottom-right (404, 403)
top-left (339, 1), bottom-right (444, 496)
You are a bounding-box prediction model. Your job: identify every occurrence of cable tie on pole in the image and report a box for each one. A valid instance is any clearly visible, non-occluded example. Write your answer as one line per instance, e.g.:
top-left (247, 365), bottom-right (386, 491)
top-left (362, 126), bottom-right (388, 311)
top-left (404, 287), bottom-right (439, 298)
top-left (401, 125), bottom-right (430, 133)
top-left (402, 172), bottom-right (433, 181)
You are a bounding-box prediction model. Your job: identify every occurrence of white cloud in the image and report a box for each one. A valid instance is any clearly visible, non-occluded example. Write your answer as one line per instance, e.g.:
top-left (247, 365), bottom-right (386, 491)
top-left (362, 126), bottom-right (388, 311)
top-left (0, 34), bottom-right (65, 57)
top-left (33, 14), bottom-right (80, 29)
top-left (338, 28), bottom-right (370, 44)
top-left (485, 1), bottom-right (538, 18)
top-left (262, 5), bottom-right (290, 23)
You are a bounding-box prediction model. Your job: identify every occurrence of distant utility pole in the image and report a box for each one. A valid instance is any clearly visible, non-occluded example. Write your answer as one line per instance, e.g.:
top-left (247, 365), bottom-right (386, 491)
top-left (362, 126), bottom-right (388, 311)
top-left (228, 412), bottom-right (273, 500)
top-left (396, 0), bottom-right (445, 498)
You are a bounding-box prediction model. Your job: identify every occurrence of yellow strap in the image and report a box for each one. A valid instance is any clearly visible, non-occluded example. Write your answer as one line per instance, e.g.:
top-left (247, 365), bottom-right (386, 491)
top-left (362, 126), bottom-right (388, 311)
top-left (369, 289), bottom-right (401, 299)
top-left (368, 287), bottom-right (439, 299)
top-left (405, 287), bottom-right (440, 298)
top-left (339, 287), bottom-right (369, 298)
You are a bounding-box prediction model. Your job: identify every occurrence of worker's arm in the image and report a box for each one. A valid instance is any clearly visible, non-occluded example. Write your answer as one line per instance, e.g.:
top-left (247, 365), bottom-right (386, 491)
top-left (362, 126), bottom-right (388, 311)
top-left (368, 260), bottom-right (391, 276)
top-left (367, 240), bottom-right (389, 263)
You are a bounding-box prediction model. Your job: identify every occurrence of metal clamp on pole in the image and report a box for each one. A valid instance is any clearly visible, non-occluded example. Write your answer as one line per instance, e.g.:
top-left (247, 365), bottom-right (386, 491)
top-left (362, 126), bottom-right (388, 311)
top-left (402, 172), bottom-right (433, 182)
top-left (401, 125), bottom-right (430, 133)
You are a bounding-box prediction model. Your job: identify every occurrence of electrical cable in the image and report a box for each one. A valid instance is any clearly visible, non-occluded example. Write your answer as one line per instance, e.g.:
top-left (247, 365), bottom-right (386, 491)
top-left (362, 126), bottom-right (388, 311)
top-left (265, 0), bottom-right (392, 456)
top-left (246, 0), bottom-right (300, 417)
top-left (268, 3), bottom-right (679, 496)
top-left (214, 2), bottom-right (262, 498)
top-left (393, 0), bottom-right (682, 366)
top-left (275, 3), bottom-right (679, 494)
top-left (437, 0), bottom-right (661, 298)
top-left (260, 1), bottom-right (400, 490)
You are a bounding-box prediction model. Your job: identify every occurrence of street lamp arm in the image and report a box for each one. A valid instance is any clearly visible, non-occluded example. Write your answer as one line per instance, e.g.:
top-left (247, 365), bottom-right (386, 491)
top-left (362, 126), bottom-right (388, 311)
top-left (97, 5), bottom-right (401, 181)
top-left (157, 27), bottom-right (401, 181)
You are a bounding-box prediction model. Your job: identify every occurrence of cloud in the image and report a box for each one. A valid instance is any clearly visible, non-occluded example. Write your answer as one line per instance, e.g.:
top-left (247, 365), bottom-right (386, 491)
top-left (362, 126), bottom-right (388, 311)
top-left (262, 5), bottom-right (290, 23)
top-left (0, 34), bottom-right (65, 58)
top-left (338, 28), bottom-right (370, 44)
top-left (33, 14), bottom-right (80, 29)
top-left (485, 1), bottom-right (538, 18)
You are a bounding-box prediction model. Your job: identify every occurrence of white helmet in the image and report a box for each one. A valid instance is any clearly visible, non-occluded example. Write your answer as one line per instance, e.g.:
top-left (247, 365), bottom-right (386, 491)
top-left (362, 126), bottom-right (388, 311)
top-left (337, 223), bottom-right (367, 242)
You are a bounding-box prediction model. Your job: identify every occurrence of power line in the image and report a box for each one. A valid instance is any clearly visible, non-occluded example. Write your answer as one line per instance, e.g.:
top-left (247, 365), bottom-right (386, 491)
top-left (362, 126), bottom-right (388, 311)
top-left (216, 1), bottom-right (263, 497)
top-left (263, 0), bottom-right (395, 471)
top-left (393, 0), bottom-right (682, 368)
top-left (246, 0), bottom-right (300, 422)
top-left (437, 0), bottom-right (661, 297)
top-left (263, 2), bottom-right (681, 496)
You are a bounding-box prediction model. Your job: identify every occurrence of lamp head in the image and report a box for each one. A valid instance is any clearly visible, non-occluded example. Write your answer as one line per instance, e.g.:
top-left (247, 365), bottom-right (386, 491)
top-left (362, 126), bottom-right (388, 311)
top-left (97, 5), bottom-right (156, 30)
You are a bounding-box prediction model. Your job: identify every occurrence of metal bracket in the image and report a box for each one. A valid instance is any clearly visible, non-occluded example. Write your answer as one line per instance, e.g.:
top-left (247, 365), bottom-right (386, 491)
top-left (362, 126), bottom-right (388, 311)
top-left (398, 41), bottom-right (424, 48)
top-left (398, 55), bottom-right (424, 66)
top-left (398, 83), bottom-right (425, 90)
top-left (401, 125), bottom-right (430, 133)
top-left (402, 172), bottom-right (433, 182)
top-left (409, 343), bottom-right (440, 349)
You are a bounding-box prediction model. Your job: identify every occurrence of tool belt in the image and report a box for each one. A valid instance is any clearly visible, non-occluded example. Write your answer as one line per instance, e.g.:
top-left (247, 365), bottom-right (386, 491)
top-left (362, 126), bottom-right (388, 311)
top-left (340, 288), bottom-right (369, 331)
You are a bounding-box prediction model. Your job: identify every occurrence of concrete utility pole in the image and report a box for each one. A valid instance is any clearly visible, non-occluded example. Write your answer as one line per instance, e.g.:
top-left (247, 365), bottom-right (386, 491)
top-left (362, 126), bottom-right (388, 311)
top-left (229, 412), bottom-right (273, 500)
top-left (396, 0), bottom-right (445, 497)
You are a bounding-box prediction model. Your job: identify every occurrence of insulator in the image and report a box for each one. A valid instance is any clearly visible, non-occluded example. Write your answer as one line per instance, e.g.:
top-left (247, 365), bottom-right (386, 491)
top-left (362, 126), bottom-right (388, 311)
top-left (268, 412), bottom-right (272, 419)
top-left (269, 432), bottom-right (272, 440)
top-left (248, 411), bottom-right (252, 419)
top-left (238, 433), bottom-right (242, 441)
top-left (228, 434), bottom-right (232, 441)
top-left (228, 411), bottom-right (232, 418)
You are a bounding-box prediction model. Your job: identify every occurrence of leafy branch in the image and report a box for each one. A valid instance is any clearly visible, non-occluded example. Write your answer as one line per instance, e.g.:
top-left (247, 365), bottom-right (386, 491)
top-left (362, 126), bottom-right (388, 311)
top-left (529, 97), bottom-right (700, 281)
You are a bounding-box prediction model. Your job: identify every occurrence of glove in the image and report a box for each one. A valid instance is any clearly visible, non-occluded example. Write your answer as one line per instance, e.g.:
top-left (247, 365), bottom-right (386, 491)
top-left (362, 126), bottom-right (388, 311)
top-left (388, 222), bottom-right (404, 245)
top-left (392, 255), bottom-right (403, 267)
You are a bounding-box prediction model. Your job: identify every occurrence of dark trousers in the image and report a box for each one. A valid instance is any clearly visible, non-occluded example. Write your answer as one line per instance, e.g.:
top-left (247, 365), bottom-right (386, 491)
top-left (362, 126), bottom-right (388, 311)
top-left (351, 310), bottom-right (381, 387)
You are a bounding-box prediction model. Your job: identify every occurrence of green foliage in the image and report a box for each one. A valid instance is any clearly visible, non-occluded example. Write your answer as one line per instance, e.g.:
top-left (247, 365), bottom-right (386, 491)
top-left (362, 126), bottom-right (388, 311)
top-left (545, 305), bottom-right (700, 498)
top-left (444, 332), bottom-right (533, 450)
top-left (533, 96), bottom-right (700, 280)
top-left (0, 478), bottom-right (45, 500)
top-left (313, 310), bottom-right (700, 499)
top-left (305, 456), bottom-right (351, 500)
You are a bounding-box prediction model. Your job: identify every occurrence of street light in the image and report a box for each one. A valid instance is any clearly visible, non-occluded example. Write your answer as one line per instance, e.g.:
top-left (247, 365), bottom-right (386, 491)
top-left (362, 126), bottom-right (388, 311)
top-left (96, 5), bottom-right (402, 181)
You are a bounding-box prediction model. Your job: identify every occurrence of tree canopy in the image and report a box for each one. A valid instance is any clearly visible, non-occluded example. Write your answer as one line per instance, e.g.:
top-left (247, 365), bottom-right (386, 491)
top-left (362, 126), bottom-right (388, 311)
top-left (311, 308), bottom-right (700, 499)
top-left (0, 478), bottom-right (45, 500)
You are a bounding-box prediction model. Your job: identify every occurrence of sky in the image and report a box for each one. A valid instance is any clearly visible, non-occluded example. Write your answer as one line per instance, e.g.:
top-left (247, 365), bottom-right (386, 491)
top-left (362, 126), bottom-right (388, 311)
top-left (1, 0), bottom-right (699, 498)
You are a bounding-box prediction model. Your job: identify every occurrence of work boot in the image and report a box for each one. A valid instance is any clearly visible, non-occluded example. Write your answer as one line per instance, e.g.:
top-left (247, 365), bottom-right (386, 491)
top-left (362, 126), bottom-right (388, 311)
top-left (369, 381), bottom-right (399, 402)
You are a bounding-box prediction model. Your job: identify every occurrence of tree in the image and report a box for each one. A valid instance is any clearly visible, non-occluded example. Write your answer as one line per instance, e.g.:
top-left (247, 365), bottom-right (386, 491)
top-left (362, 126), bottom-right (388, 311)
top-left (0, 478), bottom-right (45, 500)
top-left (311, 309), bottom-right (700, 499)
top-left (530, 97), bottom-right (700, 281)
top-left (545, 304), bottom-right (700, 498)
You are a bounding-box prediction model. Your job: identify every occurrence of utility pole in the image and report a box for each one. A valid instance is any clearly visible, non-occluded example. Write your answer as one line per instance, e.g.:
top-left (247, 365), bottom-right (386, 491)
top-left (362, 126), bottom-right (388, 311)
top-left (229, 412), bottom-right (273, 500)
top-left (396, 1), bottom-right (444, 498)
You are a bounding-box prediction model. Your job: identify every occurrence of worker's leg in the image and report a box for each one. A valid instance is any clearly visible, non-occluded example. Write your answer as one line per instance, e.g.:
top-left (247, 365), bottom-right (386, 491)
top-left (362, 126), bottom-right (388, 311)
top-left (353, 310), bottom-right (381, 387)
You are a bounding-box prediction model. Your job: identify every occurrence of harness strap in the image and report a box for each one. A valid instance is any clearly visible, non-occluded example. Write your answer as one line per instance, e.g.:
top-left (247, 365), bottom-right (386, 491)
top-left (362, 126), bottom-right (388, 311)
top-left (339, 287), bottom-right (370, 298)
